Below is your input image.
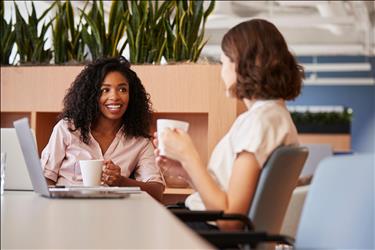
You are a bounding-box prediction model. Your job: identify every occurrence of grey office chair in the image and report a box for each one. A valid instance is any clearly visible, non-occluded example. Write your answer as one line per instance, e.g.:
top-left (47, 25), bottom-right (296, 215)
top-left (171, 145), bottom-right (308, 246)
top-left (200, 154), bottom-right (374, 250)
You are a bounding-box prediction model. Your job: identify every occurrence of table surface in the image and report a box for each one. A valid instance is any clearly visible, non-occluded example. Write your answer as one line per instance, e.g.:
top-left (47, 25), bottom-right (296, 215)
top-left (1, 191), bottom-right (213, 249)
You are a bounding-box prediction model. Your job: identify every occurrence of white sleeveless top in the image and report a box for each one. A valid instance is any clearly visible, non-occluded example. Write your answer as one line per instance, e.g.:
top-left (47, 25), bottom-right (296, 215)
top-left (185, 99), bottom-right (299, 210)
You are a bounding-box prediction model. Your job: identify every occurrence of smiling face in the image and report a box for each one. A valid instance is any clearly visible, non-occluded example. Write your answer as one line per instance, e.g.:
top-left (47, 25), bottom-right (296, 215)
top-left (98, 71), bottom-right (129, 122)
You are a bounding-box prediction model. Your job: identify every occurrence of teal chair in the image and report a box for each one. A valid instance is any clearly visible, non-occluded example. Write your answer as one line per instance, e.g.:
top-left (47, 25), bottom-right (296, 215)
top-left (295, 154), bottom-right (374, 249)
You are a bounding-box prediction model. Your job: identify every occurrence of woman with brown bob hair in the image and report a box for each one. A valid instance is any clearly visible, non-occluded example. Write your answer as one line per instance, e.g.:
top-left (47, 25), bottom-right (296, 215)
top-left (222, 19), bottom-right (303, 100)
top-left (154, 19), bottom-right (304, 229)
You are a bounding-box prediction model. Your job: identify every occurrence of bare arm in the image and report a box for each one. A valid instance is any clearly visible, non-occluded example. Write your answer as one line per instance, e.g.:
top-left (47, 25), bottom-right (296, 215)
top-left (102, 160), bottom-right (165, 202)
top-left (157, 129), bottom-right (261, 230)
top-left (181, 151), bottom-right (260, 230)
top-left (118, 177), bottom-right (164, 202)
top-left (45, 178), bottom-right (56, 186)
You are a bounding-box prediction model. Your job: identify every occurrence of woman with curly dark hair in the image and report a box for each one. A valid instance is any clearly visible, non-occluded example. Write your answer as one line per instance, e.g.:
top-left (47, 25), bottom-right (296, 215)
top-left (154, 19), bottom-right (304, 228)
top-left (41, 56), bottom-right (165, 201)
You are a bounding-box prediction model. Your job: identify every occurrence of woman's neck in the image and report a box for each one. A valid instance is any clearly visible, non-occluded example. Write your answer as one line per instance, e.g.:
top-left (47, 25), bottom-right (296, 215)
top-left (243, 98), bottom-right (257, 110)
top-left (243, 98), bottom-right (285, 110)
top-left (91, 117), bottom-right (122, 136)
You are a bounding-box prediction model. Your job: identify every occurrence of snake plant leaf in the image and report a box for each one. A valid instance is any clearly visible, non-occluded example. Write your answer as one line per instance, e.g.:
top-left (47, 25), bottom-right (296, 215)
top-left (108, 1), bottom-right (127, 56)
top-left (125, 23), bottom-right (136, 62)
top-left (52, 0), bottom-right (87, 64)
top-left (194, 36), bottom-right (207, 61)
top-left (14, 1), bottom-right (55, 64)
top-left (80, 0), bottom-right (127, 60)
top-left (80, 10), bottom-right (103, 55)
top-left (178, 11), bottom-right (188, 49)
top-left (1, 0), bottom-right (16, 65)
top-left (130, 1), bottom-right (140, 32)
top-left (162, 0), bottom-right (212, 62)
top-left (203, 0), bottom-right (215, 20)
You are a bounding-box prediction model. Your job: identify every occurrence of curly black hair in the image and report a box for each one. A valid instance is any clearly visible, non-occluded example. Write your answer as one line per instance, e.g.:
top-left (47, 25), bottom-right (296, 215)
top-left (60, 56), bottom-right (153, 144)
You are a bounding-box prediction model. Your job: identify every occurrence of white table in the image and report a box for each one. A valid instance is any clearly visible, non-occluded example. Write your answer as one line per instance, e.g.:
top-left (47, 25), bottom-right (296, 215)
top-left (1, 191), bottom-right (213, 249)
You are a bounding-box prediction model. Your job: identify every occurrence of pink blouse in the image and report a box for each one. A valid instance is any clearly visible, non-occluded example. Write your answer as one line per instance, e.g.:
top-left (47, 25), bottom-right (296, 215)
top-left (41, 120), bottom-right (165, 186)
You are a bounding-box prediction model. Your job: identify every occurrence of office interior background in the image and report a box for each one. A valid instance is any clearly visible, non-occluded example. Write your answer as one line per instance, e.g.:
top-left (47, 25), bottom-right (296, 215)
top-left (1, 1), bottom-right (374, 249)
top-left (3, 0), bottom-right (374, 155)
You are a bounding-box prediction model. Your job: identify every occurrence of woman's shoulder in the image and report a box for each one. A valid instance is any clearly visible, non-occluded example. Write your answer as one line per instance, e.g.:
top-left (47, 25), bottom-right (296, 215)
top-left (54, 119), bottom-right (76, 131)
top-left (252, 100), bottom-right (289, 120)
top-left (233, 100), bottom-right (290, 131)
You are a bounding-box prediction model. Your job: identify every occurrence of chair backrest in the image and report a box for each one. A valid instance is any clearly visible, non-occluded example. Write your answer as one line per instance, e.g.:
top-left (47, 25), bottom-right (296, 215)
top-left (280, 185), bottom-right (310, 237)
top-left (248, 145), bottom-right (308, 234)
top-left (1, 128), bottom-right (34, 190)
top-left (299, 143), bottom-right (332, 178)
top-left (296, 154), bottom-right (374, 249)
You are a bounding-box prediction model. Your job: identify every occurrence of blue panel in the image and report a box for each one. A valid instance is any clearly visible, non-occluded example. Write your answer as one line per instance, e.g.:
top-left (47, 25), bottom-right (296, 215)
top-left (370, 57), bottom-right (375, 78)
top-left (287, 85), bottom-right (375, 154)
top-left (303, 71), bottom-right (372, 78)
top-left (317, 56), bottom-right (368, 63)
top-left (304, 72), bottom-right (314, 78)
top-left (297, 56), bottom-right (314, 64)
top-left (315, 71), bottom-right (372, 78)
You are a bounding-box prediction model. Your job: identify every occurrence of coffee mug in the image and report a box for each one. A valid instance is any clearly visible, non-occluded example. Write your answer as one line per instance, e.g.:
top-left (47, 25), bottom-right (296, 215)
top-left (79, 160), bottom-right (104, 186)
top-left (157, 119), bottom-right (189, 156)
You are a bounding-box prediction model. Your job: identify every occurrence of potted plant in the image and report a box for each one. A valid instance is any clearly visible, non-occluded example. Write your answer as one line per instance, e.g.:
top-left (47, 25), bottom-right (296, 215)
top-left (0, 0), bottom-right (16, 65)
top-left (13, 1), bottom-right (56, 64)
top-left (2, 0), bottom-right (237, 176)
top-left (290, 107), bottom-right (352, 134)
top-left (52, 0), bottom-right (87, 64)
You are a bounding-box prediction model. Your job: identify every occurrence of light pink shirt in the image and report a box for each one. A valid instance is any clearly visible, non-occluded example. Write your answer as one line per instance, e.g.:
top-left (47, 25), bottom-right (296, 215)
top-left (41, 120), bottom-right (165, 186)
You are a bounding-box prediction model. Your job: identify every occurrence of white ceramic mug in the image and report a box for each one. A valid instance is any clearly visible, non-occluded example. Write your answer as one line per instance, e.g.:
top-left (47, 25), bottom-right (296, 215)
top-left (79, 160), bottom-right (104, 186)
top-left (157, 119), bottom-right (189, 156)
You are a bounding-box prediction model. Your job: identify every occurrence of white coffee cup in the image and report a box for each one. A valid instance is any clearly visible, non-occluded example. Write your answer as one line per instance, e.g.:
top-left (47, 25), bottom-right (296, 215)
top-left (157, 119), bottom-right (189, 156)
top-left (79, 160), bottom-right (104, 186)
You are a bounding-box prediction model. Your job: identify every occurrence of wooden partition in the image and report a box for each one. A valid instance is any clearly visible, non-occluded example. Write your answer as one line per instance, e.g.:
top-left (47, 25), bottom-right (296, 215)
top-left (1, 64), bottom-right (238, 162)
top-left (1, 64), bottom-right (351, 159)
top-left (1, 64), bottom-right (352, 201)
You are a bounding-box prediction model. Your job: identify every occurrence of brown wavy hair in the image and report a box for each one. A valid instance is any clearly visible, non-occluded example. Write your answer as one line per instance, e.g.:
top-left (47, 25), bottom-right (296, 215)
top-left (221, 19), bottom-right (304, 100)
top-left (60, 56), bottom-right (153, 144)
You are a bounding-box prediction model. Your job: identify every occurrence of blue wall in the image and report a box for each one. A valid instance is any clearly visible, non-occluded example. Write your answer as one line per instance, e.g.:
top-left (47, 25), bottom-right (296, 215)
top-left (288, 86), bottom-right (374, 153)
top-left (287, 56), bottom-right (375, 154)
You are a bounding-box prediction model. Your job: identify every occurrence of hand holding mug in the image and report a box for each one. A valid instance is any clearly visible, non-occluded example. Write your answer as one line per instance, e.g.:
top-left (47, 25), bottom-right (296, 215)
top-left (102, 160), bottom-right (122, 186)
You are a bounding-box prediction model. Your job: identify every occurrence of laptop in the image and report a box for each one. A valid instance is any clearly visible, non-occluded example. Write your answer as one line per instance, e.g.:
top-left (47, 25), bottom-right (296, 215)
top-left (13, 118), bottom-right (137, 199)
top-left (1, 128), bottom-right (33, 190)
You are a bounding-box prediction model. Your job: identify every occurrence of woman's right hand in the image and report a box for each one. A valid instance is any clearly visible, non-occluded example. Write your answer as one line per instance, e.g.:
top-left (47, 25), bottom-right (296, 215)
top-left (153, 129), bottom-right (201, 172)
top-left (153, 132), bottom-right (191, 183)
top-left (153, 132), bottom-right (183, 169)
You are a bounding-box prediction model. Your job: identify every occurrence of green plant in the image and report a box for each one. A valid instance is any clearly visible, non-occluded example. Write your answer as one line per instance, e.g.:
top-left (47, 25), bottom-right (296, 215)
top-left (8, 0), bottom-right (215, 65)
top-left (0, 0), bottom-right (16, 65)
top-left (290, 108), bottom-right (352, 125)
top-left (290, 107), bottom-right (352, 134)
top-left (164, 0), bottom-right (215, 62)
top-left (80, 0), bottom-right (128, 60)
top-left (124, 0), bottom-right (174, 64)
top-left (52, 0), bottom-right (87, 64)
top-left (14, 1), bottom-right (56, 64)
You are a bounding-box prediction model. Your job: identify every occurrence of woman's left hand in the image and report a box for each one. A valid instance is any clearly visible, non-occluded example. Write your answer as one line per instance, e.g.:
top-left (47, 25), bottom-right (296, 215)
top-left (102, 160), bottom-right (122, 186)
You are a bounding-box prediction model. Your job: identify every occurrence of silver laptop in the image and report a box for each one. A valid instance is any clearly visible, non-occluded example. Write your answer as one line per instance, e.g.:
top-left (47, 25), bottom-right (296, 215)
top-left (1, 128), bottom-right (33, 190)
top-left (13, 118), bottom-right (131, 199)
